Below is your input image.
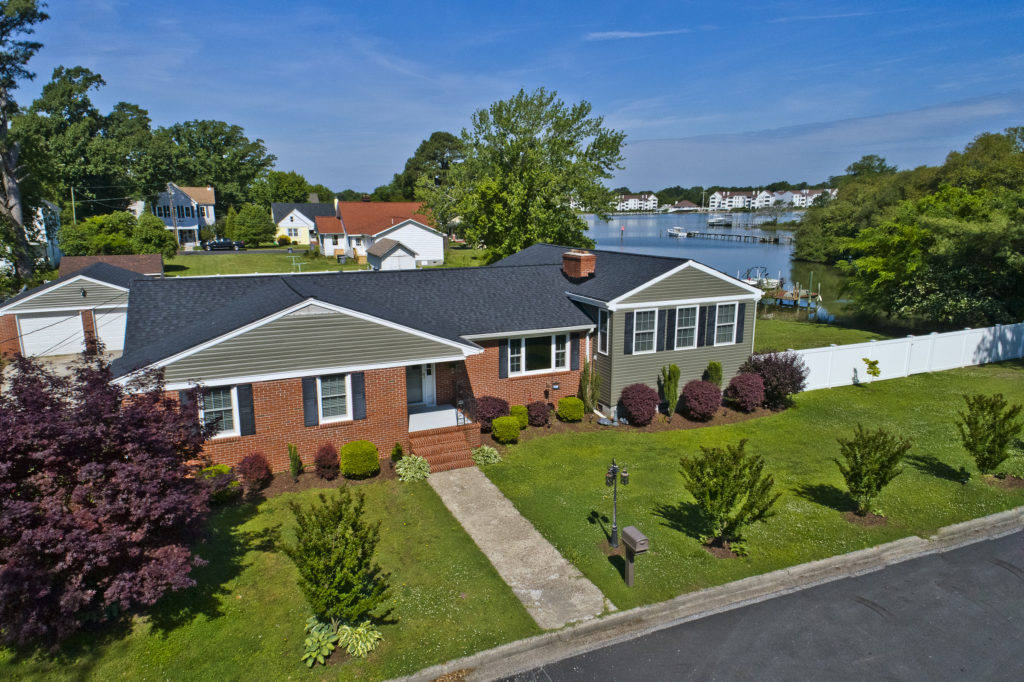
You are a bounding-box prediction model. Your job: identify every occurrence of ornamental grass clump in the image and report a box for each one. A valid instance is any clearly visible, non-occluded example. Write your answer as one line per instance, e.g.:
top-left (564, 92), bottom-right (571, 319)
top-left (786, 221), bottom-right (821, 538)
top-left (955, 393), bottom-right (1024, 476)
top-left (620, 382), bottom-right (660, 425)
top-left (395, 454), bottom-right (430, 482)
top-left (557, 396), bottom-right (584, 422)
top-left (476, 396), bottom-right (510, 432)
top-left (835, 425), bottom-right (911, 516)
top-left (527, 400), bottom-right (550, 427)
top-left (724, 373), bottom-right (765, 413)
top-left (682, 380), bottom-right (721, 421)
top-left (340, 440), bottom-right (380, 479)
top-left (237, 452), bottom-right (272, 493)
top-left (739, 350), bottom-right (809, 410)
top-left (491, 416), bottom-right (521, 444)
top-left (510, 404), bottom-right (529, 429)
top-left (314, 443), bottom-right (340, 480)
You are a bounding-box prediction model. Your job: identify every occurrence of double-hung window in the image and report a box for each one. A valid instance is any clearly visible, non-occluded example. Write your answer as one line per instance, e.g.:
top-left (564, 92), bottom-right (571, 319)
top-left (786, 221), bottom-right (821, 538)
top-left (715, 303), bottom-right (738, 345)
top-left (675, 306), bottom-right (698, 349)
top-left (633, 309), bottom-right (657, 354)
top-left (318, 374), bottom-right (350, 423)
top-left (287, 227), bottom-right (299, 238)
top-left (201, 386), bottom-right (238, 437)
top-left (597, 309), bottom-right (609, 354)
top-left (508, 334), bottom-right (570, 375)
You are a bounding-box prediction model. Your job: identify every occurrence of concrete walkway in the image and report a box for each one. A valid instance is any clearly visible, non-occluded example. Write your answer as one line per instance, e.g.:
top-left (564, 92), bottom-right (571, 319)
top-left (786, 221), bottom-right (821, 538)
top-left (429, 467), bottom-right (612, 630)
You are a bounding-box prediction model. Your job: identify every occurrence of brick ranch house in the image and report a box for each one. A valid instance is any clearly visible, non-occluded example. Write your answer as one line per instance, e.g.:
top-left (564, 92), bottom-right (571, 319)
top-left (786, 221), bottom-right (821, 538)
top-left (109, 245), bottom-right (763, 473)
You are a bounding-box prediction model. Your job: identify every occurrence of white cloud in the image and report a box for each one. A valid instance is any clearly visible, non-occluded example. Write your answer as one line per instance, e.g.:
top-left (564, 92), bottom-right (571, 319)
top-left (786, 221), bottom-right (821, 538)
top-left (585, 29), bottom-right (690, 41)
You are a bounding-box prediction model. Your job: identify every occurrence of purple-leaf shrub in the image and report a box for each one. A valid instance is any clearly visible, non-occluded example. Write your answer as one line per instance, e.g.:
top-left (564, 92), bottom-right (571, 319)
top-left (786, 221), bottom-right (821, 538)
top-left (739, 350), bottom-right (809, 410)
top-left (314, 443), bottom-right (340, 480)
top-left (527, 400), bottom-right (550, 427)
top-left (682, 380), bottom-right (722, 421)
top-left (724, 373), bottom-right (765, 413)
top-left (475, 396), bottom-right (509, 432)
top-left (237, 452), bottom-right (273, 492)
top-left (620, 383), bottom-right (660, 426)
top-left (0, 354), bottom-right (209, 648)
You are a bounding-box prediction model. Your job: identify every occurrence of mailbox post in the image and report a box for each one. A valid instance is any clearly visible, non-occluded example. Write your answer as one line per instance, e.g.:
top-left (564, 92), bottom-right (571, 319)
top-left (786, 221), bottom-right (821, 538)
top-left (604, 459), bottom-right (629, 548)
top-left (621, 526), bottom-right (649, 587)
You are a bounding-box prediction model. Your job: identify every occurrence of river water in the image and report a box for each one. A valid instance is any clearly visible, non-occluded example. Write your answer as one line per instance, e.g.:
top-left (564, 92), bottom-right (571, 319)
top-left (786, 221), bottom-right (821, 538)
top-left (584, 212), bottom-right (849, 320)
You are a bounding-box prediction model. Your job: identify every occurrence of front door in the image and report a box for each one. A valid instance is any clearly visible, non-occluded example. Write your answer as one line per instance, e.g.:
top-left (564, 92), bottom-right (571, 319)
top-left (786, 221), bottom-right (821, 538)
top-left (422, 363), bottom-right (435, 405)
top-left (405, 364), bottom-right (436, 405)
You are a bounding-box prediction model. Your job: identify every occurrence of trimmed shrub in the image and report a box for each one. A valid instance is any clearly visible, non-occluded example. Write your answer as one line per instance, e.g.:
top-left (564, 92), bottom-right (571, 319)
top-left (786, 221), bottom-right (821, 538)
top-left (340, 440), bottom-right (380, 479)
top-left (277, 234), bottom-right (292, 246)
top-left (237, 452), bottom-right (272, 492)
top-left (724, 373), bottom-right (765, 413)
top-left (835, 425), bottom-right (911, 515)
top-left (956, 393), bottom-right (1024, 475)
top-left (390, 442), bottom-right (404, 464)
top-left (201, 464), bottom-right (241, 504)
top-left (288, 443), bottom-right (303, 480)
top-left (660, 364), bottom-right (680, 420)
top-left (510, 405), bottom-right (529, 429)
top-left (314, 443), bottom-right (340, 480)
top-left (620, 383), bottom-right (660, 426)
top-left (557, 396), bottom-right (585, 422)
top-left (491, 416), bottom-right (520, 444)
top-left (703, 361), bottom-right (723, 388)
top-left (472, 445), bottom-right (502, 465)
top-left (527, 400), bottom-right (550, 427)
top-left (739, 350), bottom-right (809, 410)
top-left (395, 454), bottom-right (430, 482)
top-left (476, 396), bottom-right (510, 432)
top-left (682, 380), bottom-right (722, 421)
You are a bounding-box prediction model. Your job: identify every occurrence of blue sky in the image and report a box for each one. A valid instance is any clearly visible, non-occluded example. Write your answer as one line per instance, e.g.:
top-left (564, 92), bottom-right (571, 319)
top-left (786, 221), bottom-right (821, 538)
top-left (22, 1), bottom-right (1024, 191)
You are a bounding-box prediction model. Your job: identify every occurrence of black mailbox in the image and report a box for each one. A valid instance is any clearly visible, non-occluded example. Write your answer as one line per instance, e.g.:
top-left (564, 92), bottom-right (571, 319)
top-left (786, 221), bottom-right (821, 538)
top-left (621, 526), bottom-right (648, 554)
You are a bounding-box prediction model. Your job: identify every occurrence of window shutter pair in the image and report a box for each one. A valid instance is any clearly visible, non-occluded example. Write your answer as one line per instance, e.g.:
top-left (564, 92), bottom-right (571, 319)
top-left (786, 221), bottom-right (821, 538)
top-left (302, 373), bottom-right (366, 426)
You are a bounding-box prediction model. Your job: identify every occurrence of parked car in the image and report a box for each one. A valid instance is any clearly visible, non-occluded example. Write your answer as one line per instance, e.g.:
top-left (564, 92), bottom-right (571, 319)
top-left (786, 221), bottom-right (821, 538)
top-left (202, 238), bottom-right (245, 251)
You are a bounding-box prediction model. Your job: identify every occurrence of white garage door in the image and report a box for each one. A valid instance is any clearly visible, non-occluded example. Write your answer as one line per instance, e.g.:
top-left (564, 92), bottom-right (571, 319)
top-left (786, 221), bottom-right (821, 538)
top-left (95, 307), bottom-right (128, 351)
top-left (17, 312), bottom-right (86, 356)
top-left (381, 253), bottom-right (417, 270)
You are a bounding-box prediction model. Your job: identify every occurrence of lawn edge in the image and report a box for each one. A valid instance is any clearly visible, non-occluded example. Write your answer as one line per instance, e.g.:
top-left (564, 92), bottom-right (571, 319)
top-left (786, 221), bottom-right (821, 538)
top-left (394, 505), bottom-right (1024, 682)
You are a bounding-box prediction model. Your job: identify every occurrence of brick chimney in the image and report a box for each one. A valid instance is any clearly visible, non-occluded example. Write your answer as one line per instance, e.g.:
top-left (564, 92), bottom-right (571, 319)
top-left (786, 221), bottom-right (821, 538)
top-left (562, 249), bottom-right (596, 280)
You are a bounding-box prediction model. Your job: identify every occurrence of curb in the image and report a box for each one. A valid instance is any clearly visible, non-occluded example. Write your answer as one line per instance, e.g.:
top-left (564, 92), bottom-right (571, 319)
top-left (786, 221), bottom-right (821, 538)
top-left (395, 505), bottom-right (1024, 682)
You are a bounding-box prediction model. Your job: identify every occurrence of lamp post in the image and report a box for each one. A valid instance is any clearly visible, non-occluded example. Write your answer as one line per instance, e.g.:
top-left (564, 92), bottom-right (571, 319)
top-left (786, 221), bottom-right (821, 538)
top-left (605, 459), bottom-right (629, 548)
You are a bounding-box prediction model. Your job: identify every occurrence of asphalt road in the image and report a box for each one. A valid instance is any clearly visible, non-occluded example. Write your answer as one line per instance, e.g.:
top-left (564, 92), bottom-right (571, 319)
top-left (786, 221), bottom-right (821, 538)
top-left (506, 530), bottom-right (1024, 681)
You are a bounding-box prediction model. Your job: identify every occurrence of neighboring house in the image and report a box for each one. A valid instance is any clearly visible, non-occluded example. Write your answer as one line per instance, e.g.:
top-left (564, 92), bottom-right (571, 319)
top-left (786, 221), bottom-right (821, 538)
top-left (2, 201), bottom-right (63, 271)
top-left (271, 202), bottom-right (336, 246)
top-left (109, 244), bottom-right (761, 473)
top-left (615, 193), bottom-right (658, 211)
top-left (668, 200), bottom-right (699, 212)
top-left (151, 184), bottom-right (217, 245)
top-left (60, 254), bottom-right (164, 278)
top-left (754, 191), bottom-right (775, 208)
top-left (320, 201), bottom-right (445, 266)
top-left (367, 238), bottom-right (417, 270)
top-left (0, 263), bottom-right (149, 357)
top-left (707, 191), bottom-right (757, 210)
top-left (315, 216), bottom-right (346, 257)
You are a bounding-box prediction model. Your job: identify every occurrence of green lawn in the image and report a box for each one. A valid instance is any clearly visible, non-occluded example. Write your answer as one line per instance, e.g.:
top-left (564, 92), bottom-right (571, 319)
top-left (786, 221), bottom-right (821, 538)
top-left (755, 318), bottom-right (890, 353)
top-left (165, 251), bottom-right (362, 277)
top-left (0, 481), bottom-right (538, 681)
top-left (428, 244), bottom-right (490, 268)
top-left (483, 361), bottom-right (1024, 612)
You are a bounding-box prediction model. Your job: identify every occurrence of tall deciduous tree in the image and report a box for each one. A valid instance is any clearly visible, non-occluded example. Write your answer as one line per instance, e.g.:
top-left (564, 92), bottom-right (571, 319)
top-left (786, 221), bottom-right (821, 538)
top-left (391, 131), bottom-right (463, 200)
top-left (227, 203), bottom-right (275, 246)
top-left (429, 88), bottom-right (625, 259)
top-left (0, 0), bottom-right (49, 281)
top-left (250, 169), bottom-right (314, 208)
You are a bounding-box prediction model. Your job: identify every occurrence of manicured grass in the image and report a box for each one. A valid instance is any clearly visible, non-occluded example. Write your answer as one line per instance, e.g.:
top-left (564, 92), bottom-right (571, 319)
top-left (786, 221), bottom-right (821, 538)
top-left (483, 361), bottom-right (1024, 612)
top-left (0, 481), bottom-right (538, 680)
top-left (164, 252), bottom-right (364, 276)
top-left (755, 318), bottom-right (890, 353)
top-left (430, 244), bottom-right (490, 268)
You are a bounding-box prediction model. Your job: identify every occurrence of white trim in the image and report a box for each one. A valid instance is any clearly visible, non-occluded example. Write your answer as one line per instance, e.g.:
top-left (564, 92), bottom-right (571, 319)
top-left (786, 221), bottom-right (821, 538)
top-left (201, 386), bottom-right (240, 439)
top-left (614, 292), bottom-right (759, 311)
top-left (674, 305), bottom-right (699, 349)
top-left (317, 373), bottom-right (353, 424)
top-left (156, 354), bottom-right (468, 391)
top-left (464, 324), bottom-right (594, 341)
top-left (607, 260), bottom-right (764, 307)
top-left (113, 298), bottom-right (481, 384)
top-left (0, 275), bottom-right (129, 314)
top-left (508, 332), bottom-right (571, 376)
top-left (596, 309), bottom-right (609, 356)
top-left (565, 293), bottom-right (611, 309)
top-left (632, 308), bottom-right (658, 355)
top-left (373, 218), bottom-right (446, 240)
top-left (714, 302), bottom-right (738, 346)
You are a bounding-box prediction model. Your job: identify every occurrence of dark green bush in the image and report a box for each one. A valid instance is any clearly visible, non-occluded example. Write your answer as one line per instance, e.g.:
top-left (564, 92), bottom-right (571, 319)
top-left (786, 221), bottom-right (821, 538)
top-left (835, 425), bottom-right (911, 515)
top-left (510, 405), bottom-right (529, 429)
top-left (703, 361), bottom-right (723, 388)
top-left (491, 416), bottom-right (520, 444)
top-left (557, 396), bottom-right (585, 422)
top-left (341, 440), bottom-right (380, 479)
top-left (956, 393), bottom-right (1024, 475)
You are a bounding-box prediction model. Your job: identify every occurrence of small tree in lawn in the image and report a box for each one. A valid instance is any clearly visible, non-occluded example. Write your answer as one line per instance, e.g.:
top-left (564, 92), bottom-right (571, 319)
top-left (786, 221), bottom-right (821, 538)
top-left (659, 363), bottom-right (680, 421)
top-left (956, 393), bottom-right (1024, 476)
top-left (678, 439), bottom-right (780, 548)
top-left (281, 487), bottom-right (391, 626)
top-left (835, 425), bottom-right (911, 516)
top-left (0, 353), bottom-right (209, 647)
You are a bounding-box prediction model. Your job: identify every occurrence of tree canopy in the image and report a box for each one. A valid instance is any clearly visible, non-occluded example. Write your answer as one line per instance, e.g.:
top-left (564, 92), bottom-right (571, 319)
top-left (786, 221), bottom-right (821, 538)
top-left (227, 203), bottom-right (276, 246)
top-left (390, 131), bottom-right (463, 201)
top-left (425, 88), bottom-right (625, 259)
top-left (249, 170), bottom-right (333, 208)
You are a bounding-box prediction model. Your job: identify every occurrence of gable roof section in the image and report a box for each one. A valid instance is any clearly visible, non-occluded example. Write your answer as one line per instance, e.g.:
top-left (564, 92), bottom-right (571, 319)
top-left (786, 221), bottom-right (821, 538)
top-left (315, 216), bottom-right (343, 234)
top-left (177, 186), bottom-right (215, 204)
top-left (375, 218), bottom-right (445, 239)
top-left (337, 201), bottom-right (434, 236)
top-left (1, 262), bottom-right (148, 312)
top-left (60, 254), bottom-right (164, 277)
top-left (271, 202), bottom-right (336, 224)
top-left (367, 238), bottom-right (414, 259)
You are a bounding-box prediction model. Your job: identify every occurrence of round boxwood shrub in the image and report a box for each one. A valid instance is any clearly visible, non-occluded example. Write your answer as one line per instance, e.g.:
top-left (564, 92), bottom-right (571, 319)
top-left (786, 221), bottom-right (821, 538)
top-left (236, 452), bottom-right (272, 492)
top-left (491, 416), bottom-right (521, 444)
top-left (475, 396), bottom-right (510, 432)
top-left (620, 382), bottom-right (660, 426)
top-left (314, 443), bottom-right (340, 480)
top-left (340, 440), bottom-right (380, 479)
top-left (527, 400), bottom-right (550, 427)
top-left (724, 373), bottom-right (765, 413)
top-left (557, 396), bottom-right (585, 422)
top-left (510, 404), bottom-right (529, 429)
top-left (395, 454), bottom-right (430, 482)
top-left (682, 380), bottom-right (722, 421)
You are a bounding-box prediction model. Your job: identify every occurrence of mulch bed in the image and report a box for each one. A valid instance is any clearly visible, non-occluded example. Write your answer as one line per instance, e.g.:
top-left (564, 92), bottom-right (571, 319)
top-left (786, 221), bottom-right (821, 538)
top-left (984, 474), bottom-right (1024, 490)
top-left (702, 538), bottom-right (739, 559)
top-left (258, 462), bottom-right (396, 500)
top-left (481, 406), bottom-right (776, 449)
top-left (842, 511), bottom-right (888, 526)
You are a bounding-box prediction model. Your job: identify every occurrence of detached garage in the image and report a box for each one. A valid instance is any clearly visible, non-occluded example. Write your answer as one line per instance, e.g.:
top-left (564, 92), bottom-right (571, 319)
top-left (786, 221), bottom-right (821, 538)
top-left (367, 238), bottom-right (418, 271)
top-left (0, 263), bottom-right (146, 358)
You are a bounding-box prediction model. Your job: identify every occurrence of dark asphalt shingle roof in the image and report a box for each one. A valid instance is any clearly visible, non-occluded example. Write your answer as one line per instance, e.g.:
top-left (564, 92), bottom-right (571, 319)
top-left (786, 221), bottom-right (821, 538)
top-left (271, 202), bottom-right (337, 224)
top-left (0, 262), bottom-right (150, 310)
top-left (367, 238), bottom-right (413, 258)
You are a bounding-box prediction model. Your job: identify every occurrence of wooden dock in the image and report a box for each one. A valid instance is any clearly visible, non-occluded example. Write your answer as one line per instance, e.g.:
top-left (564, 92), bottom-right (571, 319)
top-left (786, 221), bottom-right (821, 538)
top-left (684, 231), bottom-right (793, 245)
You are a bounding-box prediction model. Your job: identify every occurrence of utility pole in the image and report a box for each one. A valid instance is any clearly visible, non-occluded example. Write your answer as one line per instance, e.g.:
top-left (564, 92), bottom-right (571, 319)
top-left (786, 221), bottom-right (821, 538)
top-left (167, 182), bottom-right (178, 245)
top-left (70, 186), bottom-right (77, 224)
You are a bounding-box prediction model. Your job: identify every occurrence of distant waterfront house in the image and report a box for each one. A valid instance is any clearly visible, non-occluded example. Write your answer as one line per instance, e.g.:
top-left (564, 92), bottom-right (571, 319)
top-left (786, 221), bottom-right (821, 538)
top-left (316, 201), bottom-right (445, 266)
top-left (615, 193), bottom-right (658, 211)
top-left (271, 202), bottom-right (336, 246)
top-left (669, 200), bottom-right (699, 212)
top-left (150, 184), bottom-right (216, 245)
top-left (753, 191), bottom-right (775, 208)
top-left (707, 190), bottom-right (756, 210)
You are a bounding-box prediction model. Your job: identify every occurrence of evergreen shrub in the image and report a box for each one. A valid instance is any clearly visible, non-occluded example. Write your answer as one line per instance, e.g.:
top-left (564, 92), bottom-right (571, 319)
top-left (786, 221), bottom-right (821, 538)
top-left (491, 416), bottom-right (520, 444)
top-left (340, 440), bottom-right (380, 479)
top-left (557, 396), bottom-right (584, 422)
top-left (510, 404), bottom-right (529, 429)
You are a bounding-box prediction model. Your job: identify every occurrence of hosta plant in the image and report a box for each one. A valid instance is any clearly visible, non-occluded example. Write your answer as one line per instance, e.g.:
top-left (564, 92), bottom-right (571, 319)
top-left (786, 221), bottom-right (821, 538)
top-left (301, 617), bottom-right (341, 667)
top-left (337, 621), bottom-right (384, 658)
top-left (472, 445), bottom-right (502, 466)
top-left (395, 454), bottom-right (431, 482)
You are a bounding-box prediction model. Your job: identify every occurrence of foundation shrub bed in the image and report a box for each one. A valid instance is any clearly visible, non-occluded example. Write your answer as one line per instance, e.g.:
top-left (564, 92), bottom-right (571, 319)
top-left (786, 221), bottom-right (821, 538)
top-left (491, 416), bottom-right (521, 444)
top-left (476, 396), bottom-right (510, 432)
top-left (620, 383), bottom-right (660, 425)
top-left (725, 373), bottom-right (766, 413)
top-left (527, 400), bottom-right (550, 427)
top-left (340, 440), bottom-right (380, 479)
top-left (682, 380), bottom-right (722, 421)
top-left (557, 396), bottom-right (584, 422)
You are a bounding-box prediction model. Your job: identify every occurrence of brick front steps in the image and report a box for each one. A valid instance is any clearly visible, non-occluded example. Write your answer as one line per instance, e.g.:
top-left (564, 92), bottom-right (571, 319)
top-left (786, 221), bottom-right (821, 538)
top-left (409, 424), bottom-right (476, 472)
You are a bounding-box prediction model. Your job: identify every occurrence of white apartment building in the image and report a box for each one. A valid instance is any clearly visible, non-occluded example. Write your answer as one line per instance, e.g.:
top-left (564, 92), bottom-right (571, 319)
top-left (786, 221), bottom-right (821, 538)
top-left (615, 193), bottom-right (658, 211)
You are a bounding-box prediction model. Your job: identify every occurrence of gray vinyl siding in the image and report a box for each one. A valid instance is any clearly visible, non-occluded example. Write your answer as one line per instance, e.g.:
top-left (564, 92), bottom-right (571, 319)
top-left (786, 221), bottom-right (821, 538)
top-left (5, 280), bottom-right (127, 312)
top-left (606, 302), bottom-right (756, 410)
top-left (620, 268), bottom-right (750, 304)
top-left (579, 302), bottom-right (613, 406)
top-left (164, 309), bottom-right (460, 383)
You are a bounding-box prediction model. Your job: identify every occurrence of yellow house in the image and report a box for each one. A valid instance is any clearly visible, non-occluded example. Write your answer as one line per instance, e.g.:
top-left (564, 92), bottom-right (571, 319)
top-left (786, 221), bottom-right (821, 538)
top-left (271, 202), bottom-right (337, 246)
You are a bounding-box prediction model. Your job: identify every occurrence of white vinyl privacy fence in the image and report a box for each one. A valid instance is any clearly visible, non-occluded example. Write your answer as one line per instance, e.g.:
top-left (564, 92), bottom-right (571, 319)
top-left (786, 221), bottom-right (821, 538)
top-left (785, 322), bottom-right (1024, 391)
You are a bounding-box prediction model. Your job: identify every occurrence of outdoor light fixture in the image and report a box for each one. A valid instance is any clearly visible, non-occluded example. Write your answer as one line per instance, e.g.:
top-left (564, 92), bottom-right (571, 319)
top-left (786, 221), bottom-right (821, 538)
top-left (80, 288), bottom-right (87, 298)
top-left (605, 459), bottom-right (629, 548)
top-left (552, 382), bottom-right (560, 391)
